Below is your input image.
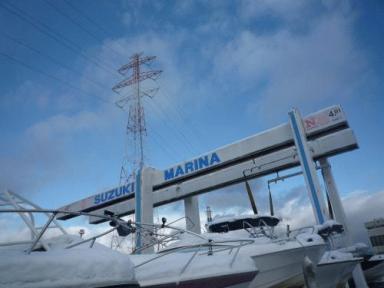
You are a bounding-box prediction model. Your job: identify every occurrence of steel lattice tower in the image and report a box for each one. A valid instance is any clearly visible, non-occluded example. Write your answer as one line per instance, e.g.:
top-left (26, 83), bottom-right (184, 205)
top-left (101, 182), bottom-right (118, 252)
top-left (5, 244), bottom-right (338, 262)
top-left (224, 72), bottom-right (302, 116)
top-left (113, 53), bottom-right (162, 186)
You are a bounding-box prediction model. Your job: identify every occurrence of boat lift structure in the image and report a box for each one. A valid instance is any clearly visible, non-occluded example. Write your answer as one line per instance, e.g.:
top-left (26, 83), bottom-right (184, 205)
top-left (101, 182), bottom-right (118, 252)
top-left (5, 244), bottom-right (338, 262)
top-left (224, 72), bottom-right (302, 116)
top-left (58, 105), bottom-right (367, 286)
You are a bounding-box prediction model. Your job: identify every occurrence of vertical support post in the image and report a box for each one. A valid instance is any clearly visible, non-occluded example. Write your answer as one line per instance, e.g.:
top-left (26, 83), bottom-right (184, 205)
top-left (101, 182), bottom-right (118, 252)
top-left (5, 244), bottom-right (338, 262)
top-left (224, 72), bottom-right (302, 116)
top-left (288, 108), bottom-right (327, 224)
top-left (135, 167), bottom-right (154, 253)
top-left (184, 196), bottom-right (201, 234)
top-left (320, 158), bottom-right (368, 287)
top-left (319, 158), bottom-right (349, 233)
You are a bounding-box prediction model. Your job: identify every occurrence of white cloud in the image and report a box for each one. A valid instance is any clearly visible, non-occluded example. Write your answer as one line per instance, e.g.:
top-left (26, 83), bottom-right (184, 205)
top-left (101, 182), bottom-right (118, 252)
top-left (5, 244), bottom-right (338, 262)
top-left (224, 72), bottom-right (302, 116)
top-left (1, 81), bottom-right (54, 111)
top-left (27, 112), bottom-right (98, 140)
top-left (239, 0), bottom-right (309, 22)
top-left (214, 6), bottom-right (366, 125)
top-left (199, 183), bottom-right (384, 246)
top-left (0, 102), bottom-right (123, 194)
top-left (272, 189), bottom-right (384, 245)
top-left (343, 190), bottom-right (384, 243)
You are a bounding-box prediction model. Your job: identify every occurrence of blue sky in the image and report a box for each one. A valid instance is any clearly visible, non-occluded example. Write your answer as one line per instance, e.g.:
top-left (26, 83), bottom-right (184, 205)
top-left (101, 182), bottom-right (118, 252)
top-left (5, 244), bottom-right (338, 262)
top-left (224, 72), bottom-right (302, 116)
top-left (0, 0), bottom-right (384, 242)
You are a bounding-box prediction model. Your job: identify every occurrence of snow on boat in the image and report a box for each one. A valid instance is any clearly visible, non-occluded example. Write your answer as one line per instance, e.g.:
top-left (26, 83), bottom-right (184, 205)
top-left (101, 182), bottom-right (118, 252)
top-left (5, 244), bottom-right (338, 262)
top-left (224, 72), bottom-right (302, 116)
top-left (205, 214), bottom-right (366, 288)
top-left (0, 191), bottom-right (366, 288)
top-left (195, 214), bottom-right (326, 287)
top-left (0, 191), bottom-right (140, 288)
top-left (0, 235), bottom-right (138, 288)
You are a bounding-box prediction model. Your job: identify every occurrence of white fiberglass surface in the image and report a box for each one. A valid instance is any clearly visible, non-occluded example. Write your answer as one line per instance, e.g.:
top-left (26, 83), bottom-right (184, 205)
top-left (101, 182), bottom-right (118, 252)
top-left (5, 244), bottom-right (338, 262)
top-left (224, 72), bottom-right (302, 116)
top-left (0, 234), bottom-right (136, 288)
top-left (132, 245), bottom-right (257, 286)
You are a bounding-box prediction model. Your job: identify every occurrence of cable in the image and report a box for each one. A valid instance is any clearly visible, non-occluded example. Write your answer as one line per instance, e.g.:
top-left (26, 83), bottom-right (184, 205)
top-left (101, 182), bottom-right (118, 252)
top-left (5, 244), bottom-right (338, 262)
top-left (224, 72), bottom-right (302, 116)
top-left (153, 100), bottom-right (198, 155)
top-left (0, 51), bottom-right (111, 104)
top-left (1, 33), bottom-right (110, 93)
top-left (156, 84), bottom-right (206, 141)
top-left (146, 122), bottom-right (184, 163)
top-left (143, 97), bottom-right (197, 156)
top-left (42, 0), bottom-right (122, 59)
top-left (63, 0), bottom-right (112, 37)
top-left (62, 0), bottom-right (133, 61)
top-left (0, 1), bottom-right (118, 75)
top-left (155, 87), bottom-right (206, 152)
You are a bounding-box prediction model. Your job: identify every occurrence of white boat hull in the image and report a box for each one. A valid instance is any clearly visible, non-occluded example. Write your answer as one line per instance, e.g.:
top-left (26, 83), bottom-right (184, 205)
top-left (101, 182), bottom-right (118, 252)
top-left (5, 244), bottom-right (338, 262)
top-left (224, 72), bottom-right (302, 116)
top-left (364, 255), bottom-right (384, 284)
top-left (132, 248), bottom-right (258, 288)
top-left (248, 243), bottom-right (325, 288)
top-left (316, 258), bottom-right (361, 288)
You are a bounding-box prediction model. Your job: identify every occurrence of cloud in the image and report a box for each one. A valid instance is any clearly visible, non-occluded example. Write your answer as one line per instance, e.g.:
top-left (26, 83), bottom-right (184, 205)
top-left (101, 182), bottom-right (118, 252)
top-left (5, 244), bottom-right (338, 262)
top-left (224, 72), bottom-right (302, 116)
top-left (199, 181), bottom-right (384, 247)
top-left (0, 81), bottom-right (51, 110)
top-left (270, 188), bottom-right (384, 245)
top-left (239, 0), bottom-right (309, 22)
top-left (343, 190), bottom-right (384, 243)
top-left (200, 180), bottom-right (263, 214)
top-left (213, 3), bottom-right (367, 125)
top-left (27, 112), bottom-right (97, 140)
top-left (0, 103), bottom-right (122, 194)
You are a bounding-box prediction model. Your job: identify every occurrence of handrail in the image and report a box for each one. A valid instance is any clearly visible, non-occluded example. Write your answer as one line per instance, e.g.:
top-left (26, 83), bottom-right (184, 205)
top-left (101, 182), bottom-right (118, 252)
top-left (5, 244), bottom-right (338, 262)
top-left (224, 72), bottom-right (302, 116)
top-left (134, 239), bottom-right (254, 269)
top-left (65, 228), bottom-right (117, 249)
top-left (0, 208), bottom-right (210, 255)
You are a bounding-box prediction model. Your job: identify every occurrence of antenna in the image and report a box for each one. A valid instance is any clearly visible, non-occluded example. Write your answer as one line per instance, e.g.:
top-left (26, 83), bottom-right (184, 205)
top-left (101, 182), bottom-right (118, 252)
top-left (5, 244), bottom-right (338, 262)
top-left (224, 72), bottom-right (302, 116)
top-left (206, 206), bottom-right (212, 223)
top-left (113, 53), bottom-right (162, 185)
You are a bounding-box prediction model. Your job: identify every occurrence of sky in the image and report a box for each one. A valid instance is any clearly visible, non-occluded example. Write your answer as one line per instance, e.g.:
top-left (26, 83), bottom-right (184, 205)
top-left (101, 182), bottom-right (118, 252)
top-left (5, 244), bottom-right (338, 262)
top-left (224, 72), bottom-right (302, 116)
top-left (0, 0), bottom-right (383, 246)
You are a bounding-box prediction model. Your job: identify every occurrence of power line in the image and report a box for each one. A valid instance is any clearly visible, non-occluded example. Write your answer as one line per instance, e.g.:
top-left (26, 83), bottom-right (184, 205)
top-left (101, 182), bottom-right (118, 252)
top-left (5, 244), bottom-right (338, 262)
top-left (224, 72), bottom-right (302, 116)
top-left (42, 0), bottom-right (123, 59)
top-left (0, 1), bottom-right (118, 75)
top-left (63, 0), bottom-right (112, 37)
top-left (155, 87), bottom-right (206, 151)
top-left (1, 33), bottom-right (110, 93)
top-left (143, 97), bottom-right (197, 156)
top-left (145, 122), bottom-right (182, 164)
top-left (146, 104), bottom-right (195, 162)
top-left (62, 0), bottom-right (132, 61)
top-left (161, 87), bottom-right (205, 140)
top-left (0, 50), bottom-right (111, 104)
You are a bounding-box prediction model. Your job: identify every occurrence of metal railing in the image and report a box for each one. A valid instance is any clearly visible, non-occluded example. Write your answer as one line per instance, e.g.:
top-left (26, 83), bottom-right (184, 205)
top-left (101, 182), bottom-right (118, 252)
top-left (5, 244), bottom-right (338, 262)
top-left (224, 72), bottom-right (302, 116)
top-left (0, 208), bottom-right (213, 256)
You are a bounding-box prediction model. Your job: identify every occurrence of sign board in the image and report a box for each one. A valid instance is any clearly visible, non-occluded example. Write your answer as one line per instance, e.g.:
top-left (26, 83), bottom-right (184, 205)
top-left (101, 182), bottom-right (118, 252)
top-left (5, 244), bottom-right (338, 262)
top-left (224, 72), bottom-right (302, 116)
top-left (89, 127), bottom-right (357, 223)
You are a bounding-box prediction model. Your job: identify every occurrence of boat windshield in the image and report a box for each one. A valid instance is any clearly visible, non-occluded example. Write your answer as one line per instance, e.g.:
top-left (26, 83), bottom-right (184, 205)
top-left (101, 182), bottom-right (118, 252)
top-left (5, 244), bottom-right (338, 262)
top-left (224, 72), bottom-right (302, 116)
top-left (208, 215), bottom-right (279, 233)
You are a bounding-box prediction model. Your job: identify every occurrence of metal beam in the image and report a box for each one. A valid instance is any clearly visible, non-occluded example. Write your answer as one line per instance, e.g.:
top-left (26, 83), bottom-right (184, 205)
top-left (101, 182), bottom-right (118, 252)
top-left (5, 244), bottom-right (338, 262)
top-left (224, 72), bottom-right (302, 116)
top-left (319, 158), bottom-right (368, 287)
top-left (58, 105), bottom-right (352, 221)
top-left (184, 196), bottom-right (201, 234)
top-left (289, 108), bottom-right (327, 224)
top-left (89, 128), bottom-right (357, 223)
top-left (154, 105), bottom-right (348, 188)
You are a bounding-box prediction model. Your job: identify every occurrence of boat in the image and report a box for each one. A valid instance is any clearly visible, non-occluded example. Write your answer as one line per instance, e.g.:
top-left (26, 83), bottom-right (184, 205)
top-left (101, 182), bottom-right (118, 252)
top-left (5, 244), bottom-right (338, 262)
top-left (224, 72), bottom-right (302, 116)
top-left (131, 238), bottom-right (259, 288)
top-left (0, 234), bottom-right (139, 288)
top-left (0, 191), bottom-right (261, 288)
top-left (129, 221), bottom-right (326, 288)
top-left (168, 214), bottom-right (327, 288)
top-left (0, 191), bottom-right (139, 288)
top-left (0, 205), bottom-right (325, 288)
top-left (0, 190), bottom-right (363, 288)
top-left (316, 250), bottom-right (362, 288)
top-left (205, 214), bottom-right (362, 288)
top-left (363, 254), bottom-right (384, 284)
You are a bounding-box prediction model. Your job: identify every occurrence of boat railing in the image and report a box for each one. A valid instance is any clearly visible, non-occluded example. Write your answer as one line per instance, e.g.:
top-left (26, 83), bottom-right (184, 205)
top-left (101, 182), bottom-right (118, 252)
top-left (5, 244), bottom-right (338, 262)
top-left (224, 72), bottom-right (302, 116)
top-left (147, 216), bottom-right (197, 252)
top-left (0, 207), bottom-right (216, 256)
top-left (287, 225), bottom-right (316, 238)
top-left (242, 219), bottom-right (276, 239)
top-left (134, 238), bottom-right (255, 273)
top-left (0, 208), bottom-right (118, 252)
